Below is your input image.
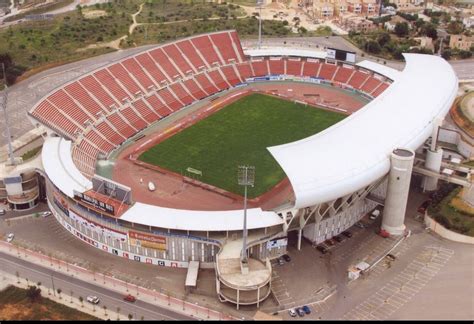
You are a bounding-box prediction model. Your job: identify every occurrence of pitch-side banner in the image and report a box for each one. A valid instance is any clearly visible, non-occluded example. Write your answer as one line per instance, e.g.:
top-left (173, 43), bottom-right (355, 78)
top-left (129, 231), bottom-right (167, 251)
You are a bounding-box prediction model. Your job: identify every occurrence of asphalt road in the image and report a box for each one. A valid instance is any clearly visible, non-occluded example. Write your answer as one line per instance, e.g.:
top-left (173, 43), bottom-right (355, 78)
top-left (0, 250), bottom-right (194, 321)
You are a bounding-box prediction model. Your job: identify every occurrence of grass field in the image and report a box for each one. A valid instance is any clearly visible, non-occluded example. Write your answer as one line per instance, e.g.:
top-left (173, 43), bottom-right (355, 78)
top-left (0, 285), bottom-right (98, 320)
top-left (138, 94), bottom-right (346, 198)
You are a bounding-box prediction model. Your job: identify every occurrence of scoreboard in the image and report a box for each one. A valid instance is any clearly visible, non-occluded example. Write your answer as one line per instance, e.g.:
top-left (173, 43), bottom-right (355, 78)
top-left (327, 48), bottom-right (356, 63)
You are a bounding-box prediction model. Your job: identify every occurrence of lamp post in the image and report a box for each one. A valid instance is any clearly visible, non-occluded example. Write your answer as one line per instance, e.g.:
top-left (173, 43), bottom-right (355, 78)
top-left (238, 165), bottom-right (255, 265)
top-left (257, 0), bottom-right (263, 48)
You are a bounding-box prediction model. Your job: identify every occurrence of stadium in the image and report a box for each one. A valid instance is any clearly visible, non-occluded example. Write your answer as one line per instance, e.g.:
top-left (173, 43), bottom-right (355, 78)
top-left (21, 30), bottom-right (459, 308)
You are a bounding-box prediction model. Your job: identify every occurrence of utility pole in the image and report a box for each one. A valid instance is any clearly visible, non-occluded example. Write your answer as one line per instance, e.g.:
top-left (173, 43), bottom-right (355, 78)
top-left (1, 63), bottom-right (15, 165)
top-left (51, 274), bottom-right (56, 296)
top-left (238, 165), bottom-right (255, 267)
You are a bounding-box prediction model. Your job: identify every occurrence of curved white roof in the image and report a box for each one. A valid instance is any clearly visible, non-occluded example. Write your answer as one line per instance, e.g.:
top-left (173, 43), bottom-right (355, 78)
top-left (120, 203), bottom-right (283, 232)
top-left (268, 54), bottom-right (458, 208)
top-left (356, 60), bottom-right (401, 81)
top-left (42, 137), bottom-right (92, 198)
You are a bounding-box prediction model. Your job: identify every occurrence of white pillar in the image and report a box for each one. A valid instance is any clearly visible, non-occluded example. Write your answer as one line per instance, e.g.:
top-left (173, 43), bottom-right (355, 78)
top-left (381, 148), bottom-right (415, 236)
top-left (422, 147), bottom-right (443, 191)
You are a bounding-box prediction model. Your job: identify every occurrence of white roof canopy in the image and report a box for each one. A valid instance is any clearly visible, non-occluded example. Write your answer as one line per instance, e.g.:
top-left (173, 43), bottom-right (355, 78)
top-left (356, 60), bottom-right (401, 81)
top-left (42, 137), bottom-right (92, 198)
top-left (120, 203), bottom-right (283, 232)
top-left (268, 54), bottom-right (458, 208)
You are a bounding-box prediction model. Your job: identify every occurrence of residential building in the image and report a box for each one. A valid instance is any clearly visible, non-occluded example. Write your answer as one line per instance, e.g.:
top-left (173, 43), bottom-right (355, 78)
top-left (384, 15), bottom-right (412, 32)
top-left (449, 34), bottom-right (474, 51)
top-left (340, 14), bottom-right (377, 32)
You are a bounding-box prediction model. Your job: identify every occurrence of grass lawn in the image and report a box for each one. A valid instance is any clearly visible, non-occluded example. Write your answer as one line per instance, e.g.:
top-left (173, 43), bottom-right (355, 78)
top-left (139, 93), bottom-right (346, 198)
top-left (0, 285), bottom-right (98, 320)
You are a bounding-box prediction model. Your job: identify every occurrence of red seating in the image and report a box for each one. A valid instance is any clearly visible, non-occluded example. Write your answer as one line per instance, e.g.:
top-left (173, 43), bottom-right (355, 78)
top-left (229, 31), bottom-right (245, 62)
top-left (121, 58), bottom-right (155, 92)
top-left (120, 106), bottom-right (148, 130)
top-left (347, 70), bottom-right (370, 89)
top-left (64, 82), bottom-right (105, 118)
top-left (251, 60), bottom-right (269, 77)
top-left (169, 83), bottom-right (194, 106)
top-left (135, 53), bottom-right (169, 85)
top-left (372, 82), bottom-right (389, 97)
top-left (183, 78), bottom-right (207, 100)
top-left (156, 88), bottom-right (183, 112)
top-left (333, 66), bottom-right (354, 84)
top-left (268, 59), bottom-right (285, 75)
top-left (318, 63), bottom-right (338, 80)
top-left (175, 39), bottom-right (207, 71)
top-left (32, 101), bottom-right (79, 139)
top-left (302, 60), bottom-right (321, 77)
top-left (107, 113), bottom-right (137, 138)
top-left (86, 129), bottom-right (116, 152)
top-left (48, 90), bottom-right (91, 127)
top-left (191, 35), bottom-right (221, 66)
top-left (79, 75), bottom-right (118, 111)
top-left (162, 43), bottom-right (194, 76)
top-left (235, 63), bottom-right (253, 80)
top-left (72, 146), bottom-right (96, 178)
top-left (286, 60), bottom-right (303, 76)
top-left (132, 99), bottom-right (160, 123)
top-left (96, 121), bottom-right (124, 145)
top-left (94, 70), bottom-right (130, 103)
top-left (108, 63), bottom-right (143, 97)
top-left (195, 73), bottom-right (219, 94)
top-left (207, 70), bottom-right (229, 91)
top-left (209, 32), bottom-right (239, 64)
top-left (145, 94), bottom-right (172, 117)
top-left (360, 77), bottom-right (382, 94)
top-left (220, 65), bottom-right (241, 86)
top-left (78, 138), bottom-right (101, 157)
top-left (149, 48), bottom-right (182, 81)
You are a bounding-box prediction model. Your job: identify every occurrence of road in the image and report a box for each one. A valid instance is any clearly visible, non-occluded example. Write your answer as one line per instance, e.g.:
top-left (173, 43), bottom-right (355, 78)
top-left (0, 250), bottom-right (194, 321)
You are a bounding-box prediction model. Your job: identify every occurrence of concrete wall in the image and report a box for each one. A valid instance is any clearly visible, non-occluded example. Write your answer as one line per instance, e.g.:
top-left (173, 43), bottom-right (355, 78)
top-left (424, 213), bottom-right (474, 245)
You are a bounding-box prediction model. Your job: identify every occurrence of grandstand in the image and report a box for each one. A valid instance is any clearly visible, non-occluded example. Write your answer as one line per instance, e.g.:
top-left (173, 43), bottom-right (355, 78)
top-left (25, 30), bottom-right (459, 308)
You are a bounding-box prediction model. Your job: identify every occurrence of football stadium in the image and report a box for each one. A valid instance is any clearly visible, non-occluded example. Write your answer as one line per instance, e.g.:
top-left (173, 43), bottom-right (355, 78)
top-left (18, 30), bottom-right (460, 307)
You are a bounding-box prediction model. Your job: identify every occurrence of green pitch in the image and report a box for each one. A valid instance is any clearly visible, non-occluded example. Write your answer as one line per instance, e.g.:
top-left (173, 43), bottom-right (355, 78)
top-left (138, 93), bottom-right (346, 198)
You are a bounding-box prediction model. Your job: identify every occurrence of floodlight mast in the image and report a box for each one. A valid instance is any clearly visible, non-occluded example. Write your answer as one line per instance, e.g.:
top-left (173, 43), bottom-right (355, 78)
top-left (257, 0), bottom-right (263, 48)
top-left (1, 63), bottom-right (15, 165)
top-left (238, 165), bottom-right (255, 264)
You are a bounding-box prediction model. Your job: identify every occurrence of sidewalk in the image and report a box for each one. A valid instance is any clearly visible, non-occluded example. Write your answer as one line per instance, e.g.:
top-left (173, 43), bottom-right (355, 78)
top-left (0, 271), bottom-right (122, 320)
top-left (0, 241), bottom-right (239, 320)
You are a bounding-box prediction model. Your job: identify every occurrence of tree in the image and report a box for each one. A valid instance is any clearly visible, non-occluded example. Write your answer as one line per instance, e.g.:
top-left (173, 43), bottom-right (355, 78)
top-left (79, 296), bottom-right (84, 307)
top-left (117, 307), bottom-right (121, 320)
top-left (103, 305), bottom-right (108, 316)
top-left (377, 32), bottom-right (391, 47)
top-left (422, 23), bottom-right (438, 39)
top-left (394, 22), bottom-right (409, 37)
top-left (366, 40), bottom-right (381, 54)
top-left (442, 48), bottom-right (452, 60)
top-left (57, 288), bottom-right (62, 299)
top-left (447, 21), bottom-right (463, 35)
top-left (459, 50), bottom-right (472, 59)
top-left (26, 285), bottom-right (42, 302)
top-left (128, 313), bottom-right (133, 320)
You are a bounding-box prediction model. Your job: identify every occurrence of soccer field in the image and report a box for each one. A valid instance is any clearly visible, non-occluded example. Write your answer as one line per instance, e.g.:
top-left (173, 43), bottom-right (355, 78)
top-left (138, 93), bottom-right (346, 198)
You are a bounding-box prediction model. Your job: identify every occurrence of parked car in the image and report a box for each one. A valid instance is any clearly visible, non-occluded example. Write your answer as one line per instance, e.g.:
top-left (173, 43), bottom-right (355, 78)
top-left (333, 235), bottom-right (344, 243)
top-left (86, 295), bottom-right (100, 304)
top-left (341, 231), bottom-right (352, 238)
top-left (277, 257), bottom-right (285, 266)
top-left (282, 254), bottom-right (291, 262)
top-left (40, 211), bottom-right (52, 218)
top-left (288, 308), bottom-right (297, 317)
top-left (417, 200), bottom-right (431, 214)
top-left (296, 307), bottom-right (305, 317)
top-left (324, 239), bottom-right (335, 246)
top-left (0, 209), bottom-right (5, 216)
top-left (302, 305), bottom-right (311, 314)
top-left (6, 233), bottom-right (14, 243)
top-left (369, 209), bottom-right (381, 220)
top-left (316, 245), bottom-right (328, 254)
top-left (123, 294), bottom-right (136, 303)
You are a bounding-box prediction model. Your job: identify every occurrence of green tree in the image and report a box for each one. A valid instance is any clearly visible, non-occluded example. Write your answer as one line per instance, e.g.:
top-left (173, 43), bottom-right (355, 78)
top-left (459, 50), bottom-right (472, 59)
top-left (422, 23), bottom-right (438, 39)
top-left (377, 32), bottom-right (391, 47)
top-left (442, 48), bottom-right (452, 60)
top-left (394, 22), bottom-right (409, 37)
top-left (447, 21), bottom-right (463, 35)
top-left (365, 40), bottom-right (381, 54)
top-left (128, 313), bottom-right (133, 320)
top-left (26, 285), bottom-right (42, 302)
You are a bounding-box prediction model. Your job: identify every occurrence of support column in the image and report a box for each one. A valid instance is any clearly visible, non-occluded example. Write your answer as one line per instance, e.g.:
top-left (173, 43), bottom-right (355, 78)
top-left (422, 147), bottom-right (443, 191)
top-left (381, 148), bottom-right (415, 236)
